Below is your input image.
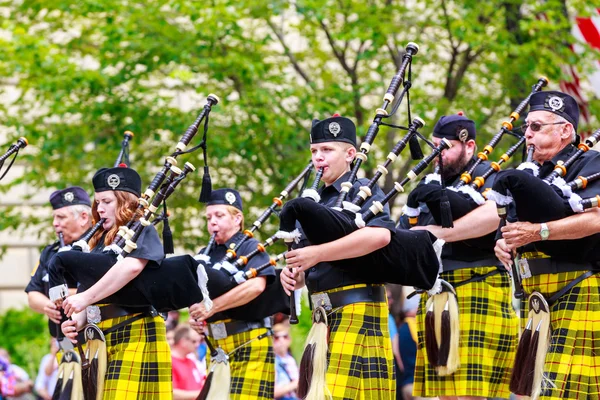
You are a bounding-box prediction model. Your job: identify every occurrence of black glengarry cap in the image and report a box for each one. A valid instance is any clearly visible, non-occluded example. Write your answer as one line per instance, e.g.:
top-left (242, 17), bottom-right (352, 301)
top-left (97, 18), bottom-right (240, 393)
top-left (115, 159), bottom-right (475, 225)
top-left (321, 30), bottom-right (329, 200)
top-left (433, 113), bottom-right (476, 143)
top-left (92, 166), bottom-right (142, 197)
top-left (310, 114), bottom-right (357, 147)
top-left (207, 188), bottom-right (243, 211)
top-left (49, 186), bottom-right (91, 210)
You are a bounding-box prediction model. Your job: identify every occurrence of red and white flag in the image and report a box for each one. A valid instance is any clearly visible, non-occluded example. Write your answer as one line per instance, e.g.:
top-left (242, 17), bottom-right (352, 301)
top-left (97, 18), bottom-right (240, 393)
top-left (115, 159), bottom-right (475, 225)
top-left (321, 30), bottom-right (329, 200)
top-left (560, 8), bottom-right (600, 131)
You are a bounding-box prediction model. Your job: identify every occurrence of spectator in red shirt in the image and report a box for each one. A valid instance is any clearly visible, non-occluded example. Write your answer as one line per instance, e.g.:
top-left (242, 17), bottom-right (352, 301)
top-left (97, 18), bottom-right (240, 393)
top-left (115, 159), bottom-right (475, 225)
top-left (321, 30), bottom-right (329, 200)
top-left (171, 325), bottom-right (206, 399)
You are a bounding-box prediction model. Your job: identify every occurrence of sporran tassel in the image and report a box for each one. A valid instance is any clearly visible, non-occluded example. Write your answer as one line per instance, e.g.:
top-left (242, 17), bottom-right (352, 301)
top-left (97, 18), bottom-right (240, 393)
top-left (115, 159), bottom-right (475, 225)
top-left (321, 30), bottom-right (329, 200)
top-left (80, 325), bottom-right (106, 400)
top-left (297, 343), bottom-right (315, 399)
top-left (520, 325), bottom-right (539, 396)
top-left (437, 297), bottom-right (451, 366)
top-left (197, 347), bottom-right (230, 400)
top-left (530, 307), bottom-right (551, 399)
top-left (83, 351), bottom-right (98, 400)
top-left (436, 290), bottom-right (460, 376)
top-left (509, 318), bottom-right (532, 393)
top-left (57, 372), bottom-right (74, 400)
top-left (513, 292), bottom-right (551, 399)
top-left (52, 371), bottom-right (64, 400)
top-left (196, 372), bottom-right (213, 400)
top-left (56, 349), bottom-right (84, 400)
top-left (519, 329), bottom-right (540, 396)
top-left (424, 299), bottom-right (439, 367)
top-left (298, 307), bottom-right (332, 400)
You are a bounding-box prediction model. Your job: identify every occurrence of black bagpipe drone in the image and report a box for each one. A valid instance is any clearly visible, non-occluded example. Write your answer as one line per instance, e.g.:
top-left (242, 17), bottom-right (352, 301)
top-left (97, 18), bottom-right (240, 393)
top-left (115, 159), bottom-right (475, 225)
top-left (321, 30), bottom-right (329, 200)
top-left (403, 77), bottom-right (549, 228)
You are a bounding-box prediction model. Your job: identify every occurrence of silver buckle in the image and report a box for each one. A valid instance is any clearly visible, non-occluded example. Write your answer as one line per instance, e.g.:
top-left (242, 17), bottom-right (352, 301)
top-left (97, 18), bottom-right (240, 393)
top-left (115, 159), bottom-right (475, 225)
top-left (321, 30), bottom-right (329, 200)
top-left (86, 305), bottom-right (101, 324)
top-left (311, 292), bottom-right (332, 312)
top-left (57, 338), bottom-right (74, 352)
top-left (210, 322), bottom-right (228, 340)
top-left (212, 347), bottom-right (229, 364)
top-left (518, 257), bottom-right (532, 279)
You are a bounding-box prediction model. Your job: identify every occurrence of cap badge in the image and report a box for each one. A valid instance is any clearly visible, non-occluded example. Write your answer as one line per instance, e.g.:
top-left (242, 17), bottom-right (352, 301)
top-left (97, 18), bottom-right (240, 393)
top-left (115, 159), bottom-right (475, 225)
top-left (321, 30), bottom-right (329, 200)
top-left (458, 128), bottom-right (468, 143)
top-left (107, 174), bottom-right (121, 190)
top-left (546, 96), bottom-right (565, 112)
top-left (328, 122), bottom-right (341, 137)
top-left (63, 192), bottom-right (74, 203)
top-left (225, 191), bottom-right (236, 205)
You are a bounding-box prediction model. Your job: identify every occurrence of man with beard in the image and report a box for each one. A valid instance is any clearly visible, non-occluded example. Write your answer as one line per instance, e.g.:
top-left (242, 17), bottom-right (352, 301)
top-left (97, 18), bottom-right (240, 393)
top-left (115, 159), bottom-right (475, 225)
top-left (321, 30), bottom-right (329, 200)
top-left (399, 114), bottom-right (518, 400)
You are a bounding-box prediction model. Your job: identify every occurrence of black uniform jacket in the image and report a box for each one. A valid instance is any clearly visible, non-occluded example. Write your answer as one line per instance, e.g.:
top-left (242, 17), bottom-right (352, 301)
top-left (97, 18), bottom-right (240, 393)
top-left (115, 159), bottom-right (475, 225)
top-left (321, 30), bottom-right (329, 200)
top-left (91, 224), bottom-right (164, 265)
top-left (203, 231), bottom-right (274, 323)
top-left (297, 171), bottom-right (396, 293)
top-left (523, 144), bottom-right (600, 262)
top-left (398, 157), bottom-right (500, 265)
top-left (25, 241), bottom-right (77, 337)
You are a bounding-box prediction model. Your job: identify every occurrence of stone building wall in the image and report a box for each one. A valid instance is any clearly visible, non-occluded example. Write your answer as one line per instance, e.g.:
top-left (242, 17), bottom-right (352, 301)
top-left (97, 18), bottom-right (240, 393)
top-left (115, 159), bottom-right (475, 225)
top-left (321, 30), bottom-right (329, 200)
top-left (0, 162), bottom-right (52, 312)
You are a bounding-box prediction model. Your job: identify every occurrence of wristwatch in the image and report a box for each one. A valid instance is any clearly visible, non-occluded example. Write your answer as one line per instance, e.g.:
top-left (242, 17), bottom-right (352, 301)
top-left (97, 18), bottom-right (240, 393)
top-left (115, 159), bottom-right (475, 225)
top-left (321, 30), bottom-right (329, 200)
top-left (539, 223), bottom-right (550, 241)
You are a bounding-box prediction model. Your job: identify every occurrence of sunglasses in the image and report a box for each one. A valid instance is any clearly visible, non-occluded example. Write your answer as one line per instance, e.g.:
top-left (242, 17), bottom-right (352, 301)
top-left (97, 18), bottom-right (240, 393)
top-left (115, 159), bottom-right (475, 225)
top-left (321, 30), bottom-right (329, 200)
top-left (274, 334), bottom-right (289, 340)
top-left (519, 121), bottom-right (566, 133)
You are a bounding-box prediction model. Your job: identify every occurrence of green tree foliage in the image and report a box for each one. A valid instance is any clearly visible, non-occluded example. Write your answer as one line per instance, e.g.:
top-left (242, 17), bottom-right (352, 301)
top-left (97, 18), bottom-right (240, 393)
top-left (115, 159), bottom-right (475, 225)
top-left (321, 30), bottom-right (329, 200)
top-left (0, 307), bottom-right (48, 377)
top-left (0, 0), bottom-right (597, 248)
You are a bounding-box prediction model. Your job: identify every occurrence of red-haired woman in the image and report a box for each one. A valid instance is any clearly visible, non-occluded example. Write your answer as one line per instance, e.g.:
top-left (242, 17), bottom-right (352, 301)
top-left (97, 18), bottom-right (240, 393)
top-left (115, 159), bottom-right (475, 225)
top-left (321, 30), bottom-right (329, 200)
top-left (58, 166), bottom-right (171, 399)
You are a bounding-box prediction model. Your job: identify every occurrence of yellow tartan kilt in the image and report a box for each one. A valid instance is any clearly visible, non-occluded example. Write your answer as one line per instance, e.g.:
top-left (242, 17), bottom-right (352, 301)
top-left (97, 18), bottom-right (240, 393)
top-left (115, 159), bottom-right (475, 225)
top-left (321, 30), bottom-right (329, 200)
top-left (208, 325), bottom-right (274, 400)
top-left (96, 313), bottom-right (172, 400)
top-left (323, 284), bottom-right (395, 400)
top-left (414, 266), bottom-right (518, 399)
top-left (521, 271), bottom-right (600, 399)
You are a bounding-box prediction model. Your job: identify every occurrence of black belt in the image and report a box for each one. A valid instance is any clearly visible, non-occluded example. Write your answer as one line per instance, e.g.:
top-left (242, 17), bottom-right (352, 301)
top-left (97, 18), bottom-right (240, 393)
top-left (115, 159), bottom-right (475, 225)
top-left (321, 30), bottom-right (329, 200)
top-left (207, 318), bottom-right (271, 340)
top-left (407, 268), bottom-right (504, 300)
top-left (515, 270), bottom-right (596, 305)
top-left (97, 304), bottom-right (153, 320)
top-left (78, 305), bottom-right (157, 343)
top-left (522, 258), bottom-right (596, 276)
top-left (310, 285), bottom-right (386, 312)
top-left (442, 258), bottom-right (501, 272)
top-left (546, 270), bottom-right (596, 305)
top-left (453, 267), bottom-right (504, 289)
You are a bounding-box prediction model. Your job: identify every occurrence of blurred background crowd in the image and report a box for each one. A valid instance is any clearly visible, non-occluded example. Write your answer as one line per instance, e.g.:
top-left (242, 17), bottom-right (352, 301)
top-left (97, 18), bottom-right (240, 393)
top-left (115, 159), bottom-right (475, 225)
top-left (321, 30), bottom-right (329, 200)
top-left (0, 285), bottom-right (434, 400)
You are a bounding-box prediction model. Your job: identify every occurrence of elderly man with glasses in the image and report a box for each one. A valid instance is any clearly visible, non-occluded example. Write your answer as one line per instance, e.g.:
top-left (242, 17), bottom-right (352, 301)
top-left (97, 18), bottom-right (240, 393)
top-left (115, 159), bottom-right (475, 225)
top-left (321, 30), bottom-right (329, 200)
top-left (494, 90), bottom-right (600, 399)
